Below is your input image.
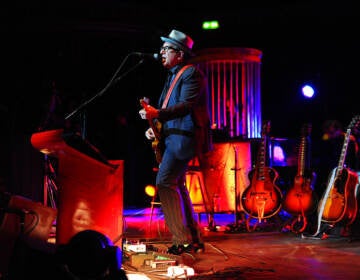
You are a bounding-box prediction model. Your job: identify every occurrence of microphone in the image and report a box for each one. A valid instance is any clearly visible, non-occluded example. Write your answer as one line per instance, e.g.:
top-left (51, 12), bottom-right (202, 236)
top-left (133, 52), bottom-right (159, 60)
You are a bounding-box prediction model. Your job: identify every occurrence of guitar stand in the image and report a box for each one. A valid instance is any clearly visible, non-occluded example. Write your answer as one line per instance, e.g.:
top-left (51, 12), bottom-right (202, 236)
top-left (289, 214), bottom-right (308, 234)
top-left (225, 211), bottom-right (247, 233)
top-left (301, 223), bottom-right (351, 240)
top-left (225, 146), bottom-right (248, 233)
top-left (43, 154), bottom-right (58, 209)
top-left (244, 215), bottom-right (259, 232)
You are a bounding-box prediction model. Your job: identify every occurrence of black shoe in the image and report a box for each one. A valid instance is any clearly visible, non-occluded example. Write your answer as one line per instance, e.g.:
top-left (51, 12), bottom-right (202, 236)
top-left (184, 243), bottom-right (205, 253)
top-left (167, 244), bottom-right (185, 255)
top-left (167, 243), bottom-right (205, 255)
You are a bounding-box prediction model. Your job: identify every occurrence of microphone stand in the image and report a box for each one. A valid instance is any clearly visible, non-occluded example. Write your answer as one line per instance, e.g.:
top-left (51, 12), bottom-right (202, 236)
top-left (64, 53), bottom-right (146, 138)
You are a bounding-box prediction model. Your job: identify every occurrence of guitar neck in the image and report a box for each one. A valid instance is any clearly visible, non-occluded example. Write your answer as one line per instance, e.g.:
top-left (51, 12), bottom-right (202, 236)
top-left (254, 120), bottom-right (271, 181)
top-left (335, 128), bottom-right (351, 177)
top-left (297, 123), bottom-right (312, 177)
top-left (297, 135), bottom-right (306, 177)
top-left (256, 137), bottom-right (267, 181)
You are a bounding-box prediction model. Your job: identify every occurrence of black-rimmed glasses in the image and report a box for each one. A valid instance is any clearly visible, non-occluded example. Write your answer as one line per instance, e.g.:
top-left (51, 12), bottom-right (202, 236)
top-left (160, 46), bottom-right (180, 53)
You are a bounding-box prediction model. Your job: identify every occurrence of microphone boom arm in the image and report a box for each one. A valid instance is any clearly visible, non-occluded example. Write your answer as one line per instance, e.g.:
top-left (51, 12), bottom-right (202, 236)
top-left (65, 54), bottom-right (145, 121)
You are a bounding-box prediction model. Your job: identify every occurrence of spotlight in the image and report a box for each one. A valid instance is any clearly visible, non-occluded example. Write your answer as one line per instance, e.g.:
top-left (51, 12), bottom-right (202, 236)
top-left (301, 84), bottom-right (315, 98)
top-left (144, 185), bottom-right (156, 197)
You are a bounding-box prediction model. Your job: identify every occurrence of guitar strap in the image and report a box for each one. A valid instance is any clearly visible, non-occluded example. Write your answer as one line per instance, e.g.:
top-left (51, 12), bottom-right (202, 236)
top-left (161, 64), bottom-right (192, 109)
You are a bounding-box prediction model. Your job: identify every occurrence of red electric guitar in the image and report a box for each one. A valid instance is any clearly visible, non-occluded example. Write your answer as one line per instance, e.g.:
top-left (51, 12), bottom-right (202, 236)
top-left (140, 97), bottom-right (163, 164)
top-left (241, 120), bottom-right (283, 222)
top-left (283, 123), bottom-right (318, 233)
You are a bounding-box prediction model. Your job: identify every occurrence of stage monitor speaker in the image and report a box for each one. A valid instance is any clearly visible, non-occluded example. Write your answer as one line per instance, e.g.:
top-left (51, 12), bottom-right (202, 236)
top-left (0, 194), bottom-right (57, 275)
top-left (30, 129), bottom-right (124, 246)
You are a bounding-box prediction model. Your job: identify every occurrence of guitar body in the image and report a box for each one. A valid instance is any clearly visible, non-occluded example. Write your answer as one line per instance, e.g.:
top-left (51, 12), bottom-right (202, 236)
top-left (284, 175), bottom-right (318, 215)
top-left (242, 167), bottom-right (283, 219)
top-left (321, 167), bottom-right (359, 224)
top-left (140, 98), bottom-right (163, 164)
top-left (283, 123), bottom-right (318, 233)
top-left (150, 120), bottom-right (164, 164)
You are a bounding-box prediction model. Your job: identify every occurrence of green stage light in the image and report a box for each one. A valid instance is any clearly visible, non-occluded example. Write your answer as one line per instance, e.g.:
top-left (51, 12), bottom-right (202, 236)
top-left (202, 20), bottom-right (219, 30)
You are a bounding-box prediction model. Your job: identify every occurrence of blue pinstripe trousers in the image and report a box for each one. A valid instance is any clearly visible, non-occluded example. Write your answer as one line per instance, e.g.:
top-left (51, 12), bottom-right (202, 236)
top-left (156, 146), bottom-right (202, 245)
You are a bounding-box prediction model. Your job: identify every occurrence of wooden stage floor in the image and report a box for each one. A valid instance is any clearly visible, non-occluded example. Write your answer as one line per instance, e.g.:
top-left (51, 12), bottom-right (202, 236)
top-left (3, 207), bottom-right (360, 280)
top-left (122, 207), bottom-right (360, 280)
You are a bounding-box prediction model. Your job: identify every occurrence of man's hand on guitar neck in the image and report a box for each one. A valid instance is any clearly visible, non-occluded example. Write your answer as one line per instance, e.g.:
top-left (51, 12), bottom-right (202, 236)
top-left (139, 104), bottom-right (159, 120)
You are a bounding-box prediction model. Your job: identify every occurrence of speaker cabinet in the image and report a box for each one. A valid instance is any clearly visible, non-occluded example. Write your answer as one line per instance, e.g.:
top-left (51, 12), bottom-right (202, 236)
top-left (0, 194), bottom-right (57, 275)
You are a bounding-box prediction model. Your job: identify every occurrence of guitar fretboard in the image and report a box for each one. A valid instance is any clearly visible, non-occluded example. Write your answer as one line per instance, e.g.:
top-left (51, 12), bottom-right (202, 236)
top-left (335, 128), bottom-right (351, 178)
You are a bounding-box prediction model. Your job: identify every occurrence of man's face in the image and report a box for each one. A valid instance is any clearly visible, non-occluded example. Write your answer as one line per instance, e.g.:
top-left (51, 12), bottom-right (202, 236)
top-left (159, 43), bottom-right (183, 69)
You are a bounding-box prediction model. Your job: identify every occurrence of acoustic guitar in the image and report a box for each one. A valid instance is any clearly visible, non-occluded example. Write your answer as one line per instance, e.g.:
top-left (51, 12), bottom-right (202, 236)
top-left (140, 97), bottom-right (163, 164)
top-left (241, 120), bottom-right (283, 222)
top-left (283, 123), bottom-right (318, 233)
top-left (320, 115), bottom-right (360, 225)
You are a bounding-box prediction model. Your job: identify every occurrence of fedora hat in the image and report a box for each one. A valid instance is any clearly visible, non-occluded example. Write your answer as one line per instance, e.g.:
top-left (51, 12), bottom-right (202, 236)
top-left (160, 29), bottom-right (194, 55)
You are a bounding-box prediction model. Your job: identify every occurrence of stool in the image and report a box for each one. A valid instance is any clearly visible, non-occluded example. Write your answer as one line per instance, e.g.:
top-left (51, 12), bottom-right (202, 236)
top-left (147, 167), bottom-right (162, 229)
top-left (148, 188), bottom-right (161, 228)
top-left (185, 163), bottom-right (214, 229)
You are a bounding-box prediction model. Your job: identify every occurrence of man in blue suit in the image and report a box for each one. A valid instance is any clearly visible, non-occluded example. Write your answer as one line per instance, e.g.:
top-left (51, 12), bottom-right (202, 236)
top-left (139, 29), bottom-right (212, 255)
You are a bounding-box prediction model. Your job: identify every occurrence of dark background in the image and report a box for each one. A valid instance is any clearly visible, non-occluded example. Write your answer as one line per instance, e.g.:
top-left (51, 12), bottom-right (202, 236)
top-left (2, 1), bottom-right (359, 207)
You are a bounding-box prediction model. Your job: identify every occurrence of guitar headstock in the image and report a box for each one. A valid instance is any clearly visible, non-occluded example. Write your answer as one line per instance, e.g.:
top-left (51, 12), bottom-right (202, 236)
top-left (348, 115), bottom-right (360, 131)
top-left (140, 97), bottom-right (150, 109)
top-left (261, 120), bottom-right (271, 137)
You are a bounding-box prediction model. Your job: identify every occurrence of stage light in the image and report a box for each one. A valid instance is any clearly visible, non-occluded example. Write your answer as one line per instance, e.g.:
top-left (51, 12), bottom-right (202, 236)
top-left (301, 84), bottom-right (315, 98)
top-left (202, 20), bottom-right (219, 30)
top-left (145, 185), bottom-right (156, 197)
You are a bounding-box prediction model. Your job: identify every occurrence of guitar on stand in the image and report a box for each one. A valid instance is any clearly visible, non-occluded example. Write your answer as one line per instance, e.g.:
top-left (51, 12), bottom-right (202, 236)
top-left (283, 123), bottom-right (318, 233)
top-left (241, 120), bottom-right (283, 232)
top-left (306, 115), bottom-right (360, 239)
